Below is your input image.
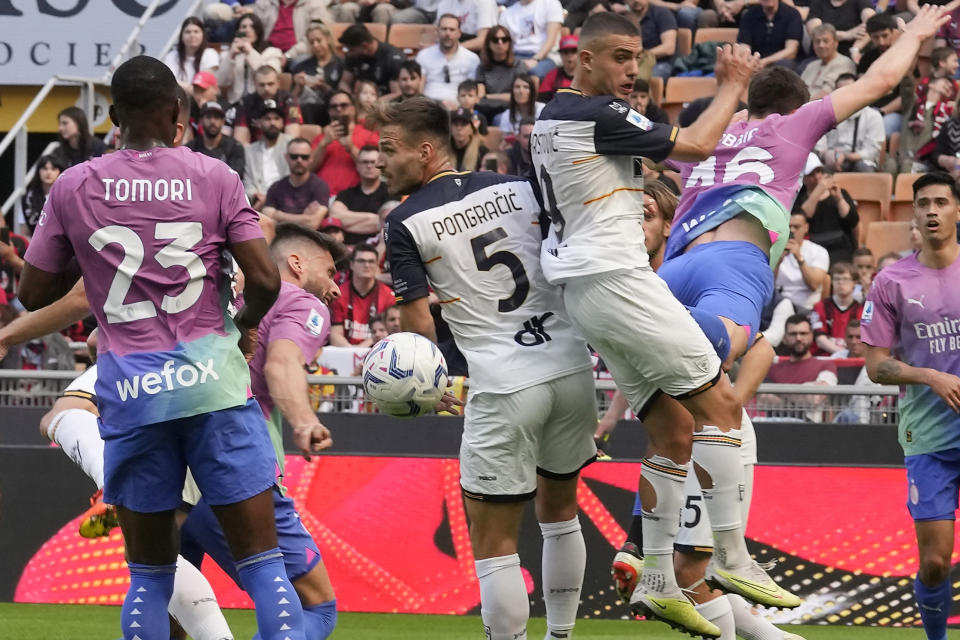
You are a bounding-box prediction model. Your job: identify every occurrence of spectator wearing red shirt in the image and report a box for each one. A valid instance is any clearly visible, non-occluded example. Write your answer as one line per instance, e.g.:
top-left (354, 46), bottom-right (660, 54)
top-left (538, 35), bottom-right (578, 102)
top-left (309, 91), bottom-right (379, 196)
top-left (811, 261), bottom-right (862, 356)
top-left (0, 229), bottom-right (27, 306)
top-left (763, 314), bottom-right (838, 421)
top-left (330, 245), bottom-right (396, 346)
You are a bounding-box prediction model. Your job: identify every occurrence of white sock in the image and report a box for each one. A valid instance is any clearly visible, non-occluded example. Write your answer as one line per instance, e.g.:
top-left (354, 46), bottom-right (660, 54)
top-left (742, 463), bottom-right (755, 531)
top-left (48, 409), bottom-right (104, 489)
top-left (695, 595), bottom-right (736, 640)
top-left (169, 555), bottom-right (234, 640)
top-left (727, 593), bottom-right (787, 640)
top-left (540, 517), bottom-right (584, 639)
top-left (475, 554), bottom-right (529, 640)
top-left (639, 456), bottom-right (686, 594)
top-left (692, 426), bottom-right (750, 568)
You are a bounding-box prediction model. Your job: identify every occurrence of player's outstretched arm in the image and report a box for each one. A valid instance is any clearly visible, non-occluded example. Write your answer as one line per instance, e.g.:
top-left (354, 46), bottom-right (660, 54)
top-left (865, 344), bottom-right (960, 412)
top-left (0, 279), bottom-right (90, 360)
top-left (670, 44), bottom-right (761, 161)
top-left (832, 4), bottom-right (950, 123)
top-left (230, 238), bottom-right (281, 359)
top-left (18, 260), bottom-right (82, 312)
top-left (263, 338), bottom-right (333, 460)
top-left (398, 297), bottom-right (438, 344)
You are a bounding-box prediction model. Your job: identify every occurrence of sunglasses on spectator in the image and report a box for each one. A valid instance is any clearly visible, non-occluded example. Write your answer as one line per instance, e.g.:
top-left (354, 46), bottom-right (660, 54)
top-left (491, 36), bottom-right (510, 43)
top-left (353, 258), bottom-right (378, 265)
top-left (288, 153), bottom-right (310, 160)
top-left (357, 159), bottom-right (377, 165)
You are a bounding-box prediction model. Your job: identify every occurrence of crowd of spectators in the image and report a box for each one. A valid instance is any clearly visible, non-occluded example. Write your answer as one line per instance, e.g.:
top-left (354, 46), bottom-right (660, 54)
top-left (2, 0), bottom-right (953, 422)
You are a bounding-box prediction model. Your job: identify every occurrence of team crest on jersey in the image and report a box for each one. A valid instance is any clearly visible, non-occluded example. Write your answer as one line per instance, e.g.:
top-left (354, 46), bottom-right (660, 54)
top-left (626, 109), bottom-right (654, 131)
top-left (608, 101), bottom-right (628, 115)
top-left (306, 308), bottom-right (326, 337)
top-left (861, 301), bottom-right (874, 325)
top-left (455, 178), bottom-right (462, 187)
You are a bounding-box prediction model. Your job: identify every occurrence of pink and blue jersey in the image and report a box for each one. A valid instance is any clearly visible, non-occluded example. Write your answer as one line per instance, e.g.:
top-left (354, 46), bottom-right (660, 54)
top-left (861, 253), bottom-right (960, 456)
top-left (665, 97), bottom-right (838, 266)
top-left (25, 146), bottom-right (264, 428)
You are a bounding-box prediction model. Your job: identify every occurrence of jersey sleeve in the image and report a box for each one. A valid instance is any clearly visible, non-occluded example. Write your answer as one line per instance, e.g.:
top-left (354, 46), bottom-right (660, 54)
top-left (267, 295), bottom-right (330, 361)
top-left (810, 300), bottom-right (827, 336)
top-left (385, 219), bottom-right (430, 305)
top-left (860, 273), bottom-right (898, 348)
top-left (23, 180), bottom-right (74, 272)
top-left (221, 169), bottom-right (265, 244)
top-left (593, 99), bottom-right (679, 162)
top-left (780, 96), bottom-right (838, 150)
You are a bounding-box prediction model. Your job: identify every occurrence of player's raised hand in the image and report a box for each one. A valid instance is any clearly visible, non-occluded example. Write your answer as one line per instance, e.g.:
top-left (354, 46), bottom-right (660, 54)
top-left (927, 370), bottom-right (960, 412)
top-left (898, 4), bottom-right (950, 41)
top-left (434, 390), bottom-right (466, 416)
top-left (714, 43), bottom-right (761, 90)
top-left (238, 325), bottom-right (259, 362)
top-left (294, 421), bottom-right (333, 461)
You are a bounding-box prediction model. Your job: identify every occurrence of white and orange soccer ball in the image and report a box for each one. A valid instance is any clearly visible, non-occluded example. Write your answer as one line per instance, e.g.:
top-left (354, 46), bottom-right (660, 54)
top-left (361, 332), bottom-right (448, 418)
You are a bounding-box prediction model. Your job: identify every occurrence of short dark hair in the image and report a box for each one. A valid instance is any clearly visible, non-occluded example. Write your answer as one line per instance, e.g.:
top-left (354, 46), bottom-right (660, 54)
top-left (632, 78), bottom-right (650, 93)
top-left (913, 171), bottom-right (960, 202)
top-left (437, 13), bottom-right (461, 28)
top-left (270, 223), bottom-right (348, 264)
top-left (351, 244), bottom-right (379, 261)
top-left (835, 72), bottom-right (856, 85)
top-left (866, 13), bottom-right (897, 34)
top-left (358, 144), bottom-right (379, 155)
top-left (399, 60), bottom-right (422, 78)
top-left (340, 24), bottom-right (375, 47)
top-left (830, 261), bottom-right (856, 279)
top-left (748, 66), bottom-right (810, 118)
top-left (111, 55), bottom-right (178, 122)
top-left (785, 313), bottom-right (811, 331)
top-left (458, 79), bottom-right (479, 94)
top-left (853, 247), bottom-right (874, 259)
top-left (287, 137), bottom-right (312, 149)
top-left (932, 45), bottom-right (958, 69)
top-left (580, 12), bottom-right (640, 46)
top-left (369, 96), bottom-right (451, 148)
top-left (847, 318), bottom-right (861, 330)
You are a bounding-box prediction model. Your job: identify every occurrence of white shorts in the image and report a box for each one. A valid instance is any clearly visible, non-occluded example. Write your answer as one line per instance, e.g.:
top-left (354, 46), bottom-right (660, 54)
top-left (562, 268), bottom-right (722, 418)
top-left (62, 364), bottom-right (98, 403)
top-left (676, 410), bottom-right (757, 551)
top-left (460, 369), bottom-right (598, 501)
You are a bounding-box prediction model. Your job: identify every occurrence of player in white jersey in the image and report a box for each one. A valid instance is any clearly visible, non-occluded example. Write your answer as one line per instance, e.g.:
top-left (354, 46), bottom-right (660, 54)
top-left (531, 12), bottom-right (795, 637)
top-left (375, 97), bottom-right (597, 640)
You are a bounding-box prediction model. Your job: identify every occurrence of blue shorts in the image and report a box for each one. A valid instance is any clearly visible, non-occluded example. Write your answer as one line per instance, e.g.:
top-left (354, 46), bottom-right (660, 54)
top-left (180, 487), bottom-right (322, 585)
top-left (904, 449), bottom-right (960, 521)
top-left (100, 399), bottom-right (277, 513)
top-left (658, 241), bottom-right (775, 359)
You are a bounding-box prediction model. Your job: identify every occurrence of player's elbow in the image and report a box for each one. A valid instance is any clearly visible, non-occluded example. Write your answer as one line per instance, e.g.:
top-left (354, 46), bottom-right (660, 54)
top-left (244, 263), bottom-right (281, 304)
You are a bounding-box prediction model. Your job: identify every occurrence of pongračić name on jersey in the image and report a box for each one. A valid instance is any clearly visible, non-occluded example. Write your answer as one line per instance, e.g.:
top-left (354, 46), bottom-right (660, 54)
top-left (913, 316), bottom-right (960, 354)
top-left (431, 187), bottom-right (525, 241)
top-left (530, 127), bottom-right (560, 155)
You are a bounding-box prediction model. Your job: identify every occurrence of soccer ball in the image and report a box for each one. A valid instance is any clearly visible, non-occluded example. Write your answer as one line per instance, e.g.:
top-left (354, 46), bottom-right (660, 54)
top-left (362, 332), bottom-right (449, 418)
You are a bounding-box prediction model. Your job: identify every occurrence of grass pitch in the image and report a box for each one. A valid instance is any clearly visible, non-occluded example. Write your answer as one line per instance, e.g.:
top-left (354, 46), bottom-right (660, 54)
top-left (2, 603), bottom-right (959, 639)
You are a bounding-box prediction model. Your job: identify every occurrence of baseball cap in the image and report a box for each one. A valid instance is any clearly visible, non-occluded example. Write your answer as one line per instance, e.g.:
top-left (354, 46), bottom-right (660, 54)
top-left (450, 107), bottom-right (475, 126)
top-left (559, 35), bottom-right (579, 51)
top-left (261, 98), bottom-right (284, 117)
top-left (200, 101), bottom-right (225, 116)
top-left (192, 71), bottom-right (217, 89)
top-left (320, 217), bottom-right (343, 231)
top-left (804, 153), bottom-right (823, 176)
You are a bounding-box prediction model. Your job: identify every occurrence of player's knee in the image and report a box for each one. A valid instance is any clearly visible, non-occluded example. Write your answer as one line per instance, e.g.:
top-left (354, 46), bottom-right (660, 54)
top-left (39, 410), bottom-right (56, 440)
top-left (919, 554), bottom-right (951, 585)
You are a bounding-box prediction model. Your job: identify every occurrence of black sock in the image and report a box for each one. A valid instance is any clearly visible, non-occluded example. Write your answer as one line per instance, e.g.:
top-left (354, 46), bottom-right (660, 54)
top-left (628, 515), bottom-right (644, 550)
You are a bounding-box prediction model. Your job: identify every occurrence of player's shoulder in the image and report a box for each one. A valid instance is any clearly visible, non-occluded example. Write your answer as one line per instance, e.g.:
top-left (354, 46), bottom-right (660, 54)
top-left (182, 146), bottom-right (242, 181)
top-left (872, 254), bottom-right (920, 289)
top-left (540, 89), bottom-right (630, 123)
top-left (387, 171), bottom-right (532, 226)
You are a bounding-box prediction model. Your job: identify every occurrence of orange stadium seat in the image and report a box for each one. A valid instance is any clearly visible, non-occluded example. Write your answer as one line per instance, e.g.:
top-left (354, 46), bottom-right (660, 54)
top-left (864, 221), bottom-right (912, 257)
top-left (366, 22), bottom-right (388, 43)
top-left (278, 72), bottom-right (292, 92)
top-left (329, 23), bottom-right (353, 45)
top-left (662, 76), bottom-right (716, 124)
top-left (832, 172), bottom-right (892, 244)
top-left (676, 28), bottom-right (692, 57)
top-left (693, 28), bottom-right (739, 45)
top-left (300, 124), bottom-right (322, 143)
top-left (890, 172), bottom-right (922, 222)
top-left (388, 23), bottom-right (436, 55)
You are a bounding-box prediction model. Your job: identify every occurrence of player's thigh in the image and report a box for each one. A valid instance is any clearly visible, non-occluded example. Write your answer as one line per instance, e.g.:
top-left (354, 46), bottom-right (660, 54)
top-left (460, 386), bottom-right (552, 501)
top-left (642, 394), bottom-right (695, 462)
top-left (563, 269), bottom-right (722, 400)
top-left (537, 369), bottom-right (598, 482)
top-left (678, 373), bottom-right (742, 431)
top-left (101, 419), bottom-right (187, 513)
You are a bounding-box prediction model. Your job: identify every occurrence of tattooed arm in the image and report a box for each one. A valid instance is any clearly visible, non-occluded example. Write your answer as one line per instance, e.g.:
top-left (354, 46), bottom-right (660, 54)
top-left (865, 345), bottom-right (960, 412)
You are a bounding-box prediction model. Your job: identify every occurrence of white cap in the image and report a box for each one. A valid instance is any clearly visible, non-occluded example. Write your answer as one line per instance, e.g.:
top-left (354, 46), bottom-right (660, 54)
top-left (804, 153), bottom-right (823, 176)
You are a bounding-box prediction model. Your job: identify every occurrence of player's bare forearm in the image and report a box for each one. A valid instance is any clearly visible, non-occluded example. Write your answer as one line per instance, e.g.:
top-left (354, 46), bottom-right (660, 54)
top-left (230, 238), bottom-right (281, 329)
top-left (800, 264), bottom-right (826, 293)
top-left (332, 203), bottom-right (381, 233)
top-left (0, 278), bottom-right (90, 348)
top-left (329, 325), bottom-right (351, 346)
top-left (865, 345), bottom-right (933, 385)
top-left (18, 261), bottom-right (82, 311)
top-left (399, 297), bottom-right (438, 344)
top-left (671, 86), bottom-right (743, 160)
top-left (264, 342), bottom-right (320, 431)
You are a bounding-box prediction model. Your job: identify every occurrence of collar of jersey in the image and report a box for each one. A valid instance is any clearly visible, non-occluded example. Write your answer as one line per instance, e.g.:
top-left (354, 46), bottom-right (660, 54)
top-left (427, 169), bottom-right (470, 184)
top-left (557, 88), bottom-right (584, 96)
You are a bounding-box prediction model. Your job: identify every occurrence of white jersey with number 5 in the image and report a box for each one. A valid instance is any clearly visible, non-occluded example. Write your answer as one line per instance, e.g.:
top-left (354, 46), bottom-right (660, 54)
top-left (532, 88), bottom-right (680, 284)
top-left (384, 170), bottom-right (592, 394)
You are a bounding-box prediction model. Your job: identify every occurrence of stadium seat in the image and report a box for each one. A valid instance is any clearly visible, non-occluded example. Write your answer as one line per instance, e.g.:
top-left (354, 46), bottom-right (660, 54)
top-left (330, 23), bottom-right (352, 46)
top-left (649, 76), bottom-right (664, 107)
top-left (278, 72), bottom-right (292, 92)
top-left (366, 23), bottom-right (388, 43)
top-left (864, 221), bottom-right (912, 257)
top-left (300, 124), bottom-right (322, 143)
top-left (676, 28), bottom-right (693, 57)
top-left (693, 28), bottom-right (739, 45)
top-left (890, 172), bottom-right (922, 222)
top-left (662, 76), bottom-right (717, 124)
top-left (388, 23), bottom-right (436, 55)
top-left (832, 172), bottom-right (892, 244)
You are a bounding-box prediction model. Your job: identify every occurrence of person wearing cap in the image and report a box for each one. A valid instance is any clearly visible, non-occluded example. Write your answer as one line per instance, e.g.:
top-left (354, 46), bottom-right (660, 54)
top-left (243, 102), bottom-right (292, 210)
top-left (229, 65), bottom-right (302, 144)
top-left (416, 14), bottom-right (481, 109)
top-left (162, 16), bottom-right (220, 85)
top-left (189, 71), bottom-right (220, 138)
top-left (450, 108), bottom-right (490, 172)
top-left (793, 153), bottom-right (860, 264)
top-left (435, 0), bottom-right (499, 52)
top-left (187, 101), bottom-right (246, 178)
top-left (319, 217), bottom-right (346, 244)
top-left (538, 34), bottom-right (579, 102)
top-left (329, 146), bottom-right (390, 246)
